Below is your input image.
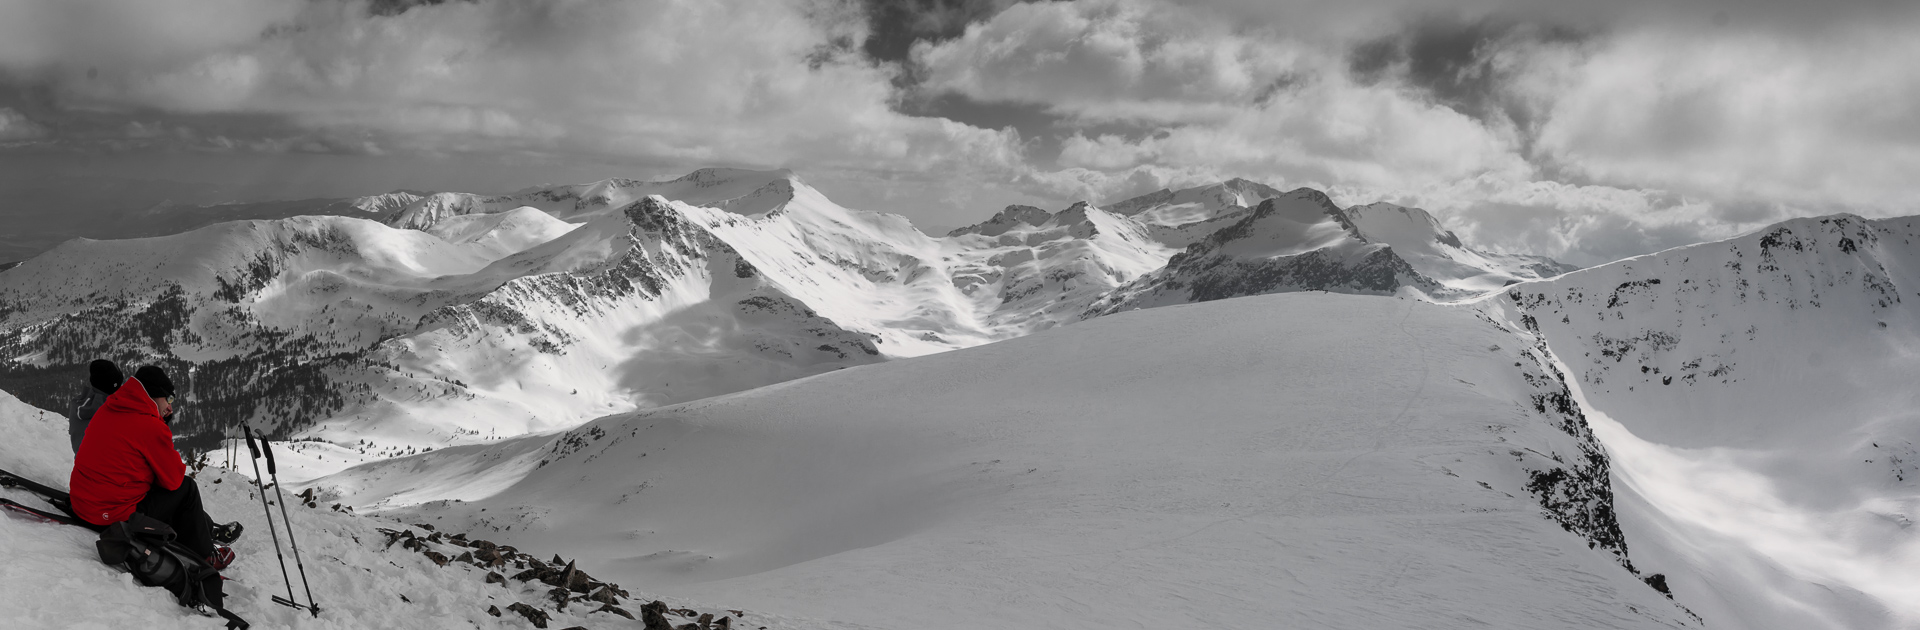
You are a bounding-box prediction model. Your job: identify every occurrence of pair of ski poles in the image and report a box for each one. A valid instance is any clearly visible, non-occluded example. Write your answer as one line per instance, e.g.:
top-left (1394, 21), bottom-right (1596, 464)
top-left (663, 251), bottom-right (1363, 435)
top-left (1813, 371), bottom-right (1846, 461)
top-left (240, 424), bottom-right (321, 618)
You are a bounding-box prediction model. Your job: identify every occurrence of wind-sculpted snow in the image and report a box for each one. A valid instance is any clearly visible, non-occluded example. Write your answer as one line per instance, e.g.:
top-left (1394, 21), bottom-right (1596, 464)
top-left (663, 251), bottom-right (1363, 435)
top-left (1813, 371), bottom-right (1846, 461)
top-left (1492, 213), bottom-right (1920, 629)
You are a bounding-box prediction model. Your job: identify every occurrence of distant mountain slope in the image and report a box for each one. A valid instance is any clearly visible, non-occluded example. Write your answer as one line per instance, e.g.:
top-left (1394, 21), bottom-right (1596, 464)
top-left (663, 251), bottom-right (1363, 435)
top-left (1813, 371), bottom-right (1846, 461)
top-left (311, 291), bottom-right (1693, 630)
top-left (0, 190), bottom-right (424, 265)
top-left (1085, 189), bottom-right (1461, 315)
top-left (943, 201), bottom-right (1176, 331)
top-left (1489, 214), bottom-right (1920, 629)
top-left (387, 168), bottom-right (799, 229)
top-left (0, 179), bottom-right (892, 468)
top-left (1346, 202), bottom-right (1578, 291)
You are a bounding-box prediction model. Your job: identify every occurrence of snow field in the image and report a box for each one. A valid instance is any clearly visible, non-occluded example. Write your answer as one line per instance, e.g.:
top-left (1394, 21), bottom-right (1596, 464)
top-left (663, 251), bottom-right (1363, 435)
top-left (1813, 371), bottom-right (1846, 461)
top-left (318, 292), bottom-right (1692, 630)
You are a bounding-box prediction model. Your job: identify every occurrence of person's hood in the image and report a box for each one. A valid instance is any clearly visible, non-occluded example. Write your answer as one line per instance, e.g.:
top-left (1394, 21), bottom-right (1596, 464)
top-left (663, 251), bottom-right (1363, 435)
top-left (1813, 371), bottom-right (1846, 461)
top-left (97, 377), bottom-right (160, 421)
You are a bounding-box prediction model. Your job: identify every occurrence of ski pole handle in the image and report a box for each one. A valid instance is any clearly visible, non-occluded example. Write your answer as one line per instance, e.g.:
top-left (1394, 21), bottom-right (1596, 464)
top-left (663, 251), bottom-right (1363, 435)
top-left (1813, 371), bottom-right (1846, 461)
top-left (243, 424), bottom-right (261, 459)
top-left (263, 440), bottom-right (277, 475)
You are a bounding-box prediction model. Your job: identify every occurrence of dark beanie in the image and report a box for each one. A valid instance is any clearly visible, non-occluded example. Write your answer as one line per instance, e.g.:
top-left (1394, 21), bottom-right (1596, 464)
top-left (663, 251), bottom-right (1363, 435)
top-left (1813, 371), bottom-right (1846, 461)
top-left (88, 359), bottom-right (123, 394)
top-left (133, 365), bottom-right (174, 399)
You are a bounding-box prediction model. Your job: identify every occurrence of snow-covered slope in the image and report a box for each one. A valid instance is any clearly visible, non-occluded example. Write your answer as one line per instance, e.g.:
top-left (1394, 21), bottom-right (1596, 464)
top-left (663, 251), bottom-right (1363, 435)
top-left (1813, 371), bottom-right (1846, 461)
top-left (0, 388), bottom-right (839, 630)
top-left (1489, 214), bottom-right (1920, 630)
top-left (311, 292), bottom-right (1694, 630)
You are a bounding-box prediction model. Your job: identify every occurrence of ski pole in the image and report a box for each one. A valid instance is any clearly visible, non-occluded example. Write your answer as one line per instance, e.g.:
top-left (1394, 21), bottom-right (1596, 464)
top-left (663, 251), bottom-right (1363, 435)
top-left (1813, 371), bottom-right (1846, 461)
top-left (260, 438), bottom-right (320, 617)
top-left (242, 425), bottom-right (301, 613)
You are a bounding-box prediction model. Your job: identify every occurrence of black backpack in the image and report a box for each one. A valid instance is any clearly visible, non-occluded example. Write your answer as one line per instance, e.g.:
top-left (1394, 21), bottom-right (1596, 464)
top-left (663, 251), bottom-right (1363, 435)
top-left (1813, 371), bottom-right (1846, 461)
top-left (96, 514), bottom-right (248, 628)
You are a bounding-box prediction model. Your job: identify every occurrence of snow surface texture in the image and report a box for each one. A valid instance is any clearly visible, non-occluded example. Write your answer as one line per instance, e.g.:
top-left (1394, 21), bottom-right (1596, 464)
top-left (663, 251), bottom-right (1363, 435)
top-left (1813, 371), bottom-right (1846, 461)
top-left (0, 170), bottom-right (1562, 482)
top-left (315, 292), bottom-right (1694, 630)
top-left (1492, 214), bottom-right (1920, 629)
top-left (0, 388), bottom-right (846, 630)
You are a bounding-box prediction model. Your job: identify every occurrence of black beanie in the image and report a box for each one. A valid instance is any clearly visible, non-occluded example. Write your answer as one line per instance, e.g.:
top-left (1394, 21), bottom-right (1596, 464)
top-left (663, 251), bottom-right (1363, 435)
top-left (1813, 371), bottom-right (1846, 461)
top-left (88, 359), bottom-right (123, 394)
top-left (133, 365), bottom-right (174, 399)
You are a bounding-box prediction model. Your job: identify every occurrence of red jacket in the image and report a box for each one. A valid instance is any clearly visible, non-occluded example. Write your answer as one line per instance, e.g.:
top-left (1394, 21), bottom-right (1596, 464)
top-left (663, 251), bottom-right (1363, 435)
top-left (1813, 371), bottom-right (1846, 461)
top-left (70, 377), bottom-right (185, 526)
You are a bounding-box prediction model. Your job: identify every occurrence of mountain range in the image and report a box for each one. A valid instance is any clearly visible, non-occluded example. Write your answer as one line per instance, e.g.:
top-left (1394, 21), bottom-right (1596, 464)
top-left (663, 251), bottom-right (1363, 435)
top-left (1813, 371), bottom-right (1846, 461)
top-left (0, 168), bottom-right (1566, 472)
top-left (1, 168), bottom-right (1912, 628)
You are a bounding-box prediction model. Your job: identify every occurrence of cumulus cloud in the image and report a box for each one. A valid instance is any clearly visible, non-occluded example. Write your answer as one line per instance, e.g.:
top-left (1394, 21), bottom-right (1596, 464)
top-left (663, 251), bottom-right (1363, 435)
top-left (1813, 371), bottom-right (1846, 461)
top-left (0, 0), bottom-right (1025, 176)
top-left (910, 0), bottom-right (1920, 262)
top-left (1515, 23), bottom-right (1920, 210)
top-left (915, 0), bottom-right (1532, 202)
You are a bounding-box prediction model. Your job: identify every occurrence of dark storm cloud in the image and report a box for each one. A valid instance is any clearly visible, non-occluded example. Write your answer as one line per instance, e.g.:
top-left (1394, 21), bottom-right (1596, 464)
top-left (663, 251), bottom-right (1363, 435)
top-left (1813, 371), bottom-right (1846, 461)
top-left (859, 0), bottom-right (1036, 63)
top-left (864, 0), bottom-right (1077, 163)
top-left (1347, 16), bottom-right (1587, 135)
top-left (366, 0), bottom-right (476, 18)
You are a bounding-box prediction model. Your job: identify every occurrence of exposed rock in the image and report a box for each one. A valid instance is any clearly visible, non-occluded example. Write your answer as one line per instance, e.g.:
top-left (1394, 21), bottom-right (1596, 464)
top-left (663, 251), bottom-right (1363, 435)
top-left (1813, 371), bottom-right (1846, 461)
top-left (641, 601), bottom-right (675, 630)
top-left (506, 602), bottom-right (549, 628)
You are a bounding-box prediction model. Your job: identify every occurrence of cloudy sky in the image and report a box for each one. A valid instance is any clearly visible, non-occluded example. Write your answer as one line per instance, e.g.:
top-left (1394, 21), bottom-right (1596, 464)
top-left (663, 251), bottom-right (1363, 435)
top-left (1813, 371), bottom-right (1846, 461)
top-left (1, 0), bottom-right (1917, 265)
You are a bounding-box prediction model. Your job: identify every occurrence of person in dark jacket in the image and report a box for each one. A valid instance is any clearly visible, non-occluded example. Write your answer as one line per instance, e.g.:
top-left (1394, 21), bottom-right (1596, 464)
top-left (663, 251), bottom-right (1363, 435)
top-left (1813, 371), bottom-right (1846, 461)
top-left (71, 366), bottom-right (241, 575)
top-left (67, 359), bottom-right (122, 453)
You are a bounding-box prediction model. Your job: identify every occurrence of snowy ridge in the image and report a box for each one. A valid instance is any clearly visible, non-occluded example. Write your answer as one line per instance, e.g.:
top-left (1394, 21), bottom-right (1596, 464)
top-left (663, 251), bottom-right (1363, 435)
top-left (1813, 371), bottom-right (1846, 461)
top-left (1486, 213), bottom-right (1920, 629)
top-left (386, 168), bottom-right (802, 229)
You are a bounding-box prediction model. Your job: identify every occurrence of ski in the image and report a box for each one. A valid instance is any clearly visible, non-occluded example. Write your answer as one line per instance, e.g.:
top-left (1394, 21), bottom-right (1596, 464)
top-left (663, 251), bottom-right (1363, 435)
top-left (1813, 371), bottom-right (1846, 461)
top-left (0, 467), bottom-right (72, 502)
top-left (0, 468), bottom-right (80, 522)
top-left (0, 497), bottom-right (88, 528)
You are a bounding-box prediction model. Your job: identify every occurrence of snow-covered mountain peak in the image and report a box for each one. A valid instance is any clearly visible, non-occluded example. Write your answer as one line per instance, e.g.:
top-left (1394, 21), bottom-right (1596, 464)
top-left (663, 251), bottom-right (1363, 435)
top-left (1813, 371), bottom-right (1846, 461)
top-left (389, 191), bottom-right (515, 231)
top-left (347, 190), bottom-right (428, 216)
top-left (1105, 178), bottom-right (1289, 229)
top-left (1204, 189), bottom-right (1366, 256)
top-left (1346, 201), bottom-right (1459, 247)
top-left (945, 205), bottom-right (1053, 237)
top-left (423, 206), bottom-right (578, 257)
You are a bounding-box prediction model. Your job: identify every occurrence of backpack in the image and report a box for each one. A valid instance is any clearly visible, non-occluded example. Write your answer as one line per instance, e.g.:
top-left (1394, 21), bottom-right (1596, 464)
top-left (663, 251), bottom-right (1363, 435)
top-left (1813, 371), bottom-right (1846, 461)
top-left (95, 514), bottom-right (247, 628)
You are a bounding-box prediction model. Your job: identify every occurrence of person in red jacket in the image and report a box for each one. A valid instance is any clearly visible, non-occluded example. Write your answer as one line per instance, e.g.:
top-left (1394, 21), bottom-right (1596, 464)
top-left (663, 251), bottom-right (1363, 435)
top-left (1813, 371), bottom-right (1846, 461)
top-left (71, 366), bottom-right (240, 567)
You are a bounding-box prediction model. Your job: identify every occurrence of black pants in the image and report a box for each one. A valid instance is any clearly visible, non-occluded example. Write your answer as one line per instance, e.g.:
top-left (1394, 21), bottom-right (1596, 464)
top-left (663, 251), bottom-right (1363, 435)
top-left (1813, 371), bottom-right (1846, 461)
top-left (136, 476), bottom-right (216, 558)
